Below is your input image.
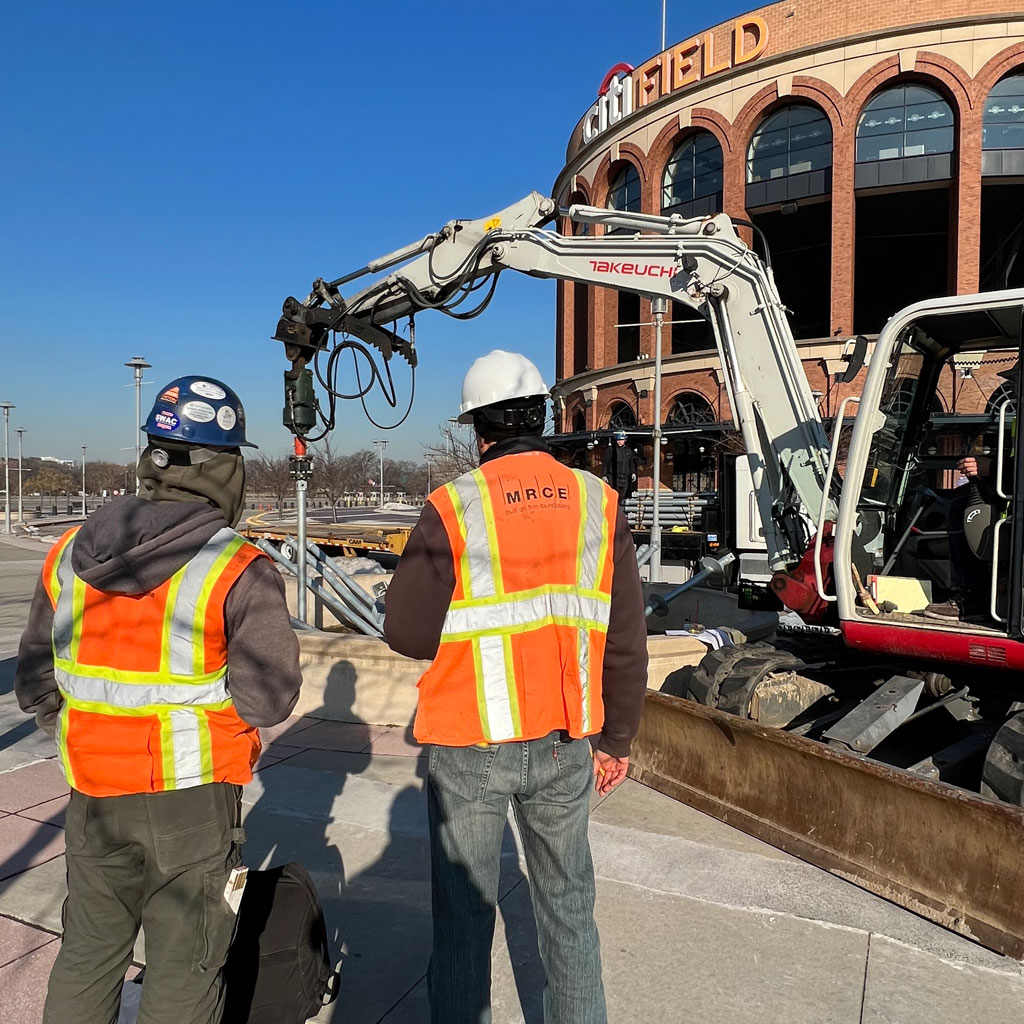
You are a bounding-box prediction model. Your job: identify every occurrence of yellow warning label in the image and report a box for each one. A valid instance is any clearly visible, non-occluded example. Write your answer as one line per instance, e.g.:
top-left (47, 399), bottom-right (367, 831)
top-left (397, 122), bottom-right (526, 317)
top-left (484, 217), bottom-right (501, 231)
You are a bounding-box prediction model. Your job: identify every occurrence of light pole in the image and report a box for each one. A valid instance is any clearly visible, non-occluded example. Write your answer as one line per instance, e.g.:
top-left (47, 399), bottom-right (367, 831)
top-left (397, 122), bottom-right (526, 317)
top-left (650, 297), bottom-right (668, 583)
top-left (81, 446), bottom-right (87, 518)
top-left (16, 428), bottom-right (25, 522)
top-left (124, 356), bottom-right (151, 494)
top-left (0, 402), bottom-right (13, 535)
top-left (373, 440), bottom-right (388, 507)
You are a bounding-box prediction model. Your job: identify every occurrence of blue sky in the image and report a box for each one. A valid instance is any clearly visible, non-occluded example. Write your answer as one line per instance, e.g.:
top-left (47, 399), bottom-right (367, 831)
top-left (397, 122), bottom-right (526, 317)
top-left (0, 0), bottom-right (753, 463)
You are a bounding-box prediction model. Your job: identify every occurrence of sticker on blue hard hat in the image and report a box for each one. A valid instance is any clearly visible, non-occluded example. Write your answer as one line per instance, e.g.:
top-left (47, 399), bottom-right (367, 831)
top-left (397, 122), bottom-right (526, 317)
top-left (217, 406), bottom-right (237, 431)
top-left (153, 410), bottom-right (179, 431)
top-left (182, 400), bottom-right (216, 423)
top-left (190, 381), bottom-right (226, 401)
top-left (159, 386), bottom-right (180, 404)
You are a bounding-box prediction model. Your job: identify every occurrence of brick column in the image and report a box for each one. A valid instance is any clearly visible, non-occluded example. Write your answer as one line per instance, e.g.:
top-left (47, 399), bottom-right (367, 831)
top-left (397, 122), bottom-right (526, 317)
top-left (956, 105), bottom-right (983, 295)
top-left (830, 127), bottom-right (856, 336)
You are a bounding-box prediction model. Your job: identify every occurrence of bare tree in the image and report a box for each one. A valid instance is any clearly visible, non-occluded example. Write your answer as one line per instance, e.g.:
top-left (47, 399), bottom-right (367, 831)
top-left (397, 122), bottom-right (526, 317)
top-left (423, 421), bottom-right (478, 487)
top-left (311, 438), bottom-right (347, 522)
top-left (248, 453), bottom-right (292, 511)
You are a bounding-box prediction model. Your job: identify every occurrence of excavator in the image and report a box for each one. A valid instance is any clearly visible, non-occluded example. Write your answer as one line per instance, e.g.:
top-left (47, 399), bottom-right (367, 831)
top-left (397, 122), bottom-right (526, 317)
top-left (271, 192), bottom-right (1024, 959)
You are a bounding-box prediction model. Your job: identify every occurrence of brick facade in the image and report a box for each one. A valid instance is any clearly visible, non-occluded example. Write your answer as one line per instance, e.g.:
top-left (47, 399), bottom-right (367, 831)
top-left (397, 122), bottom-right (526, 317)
top-left (551, 5), bottom-right (1024, 445)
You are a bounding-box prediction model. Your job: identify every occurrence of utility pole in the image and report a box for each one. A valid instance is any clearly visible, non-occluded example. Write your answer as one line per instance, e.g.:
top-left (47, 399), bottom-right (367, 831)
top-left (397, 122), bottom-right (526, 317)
top-left (81, 446), bottom-right (87, 518)
top-left (651, 297), bottom-right (667, 582)
top-left (373, 440), bottom-right (388, 507)
top-left (661, 0), bottom-right (667, 50)
top-left (16, 428), bottom-right (25, 522)
top-left (124, 356), bottom-right (151, 494)
top-left (0, 402), bottom-right (13, 534)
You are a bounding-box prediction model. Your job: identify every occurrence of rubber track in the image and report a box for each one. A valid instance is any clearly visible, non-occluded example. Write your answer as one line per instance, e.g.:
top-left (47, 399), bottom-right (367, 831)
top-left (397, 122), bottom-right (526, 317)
top-left (981, 711), bottom-right (1024, 805)
top-left (716, 650), bottom-right (805, 717)
top-left (686, 643), bottom-right (774, 708)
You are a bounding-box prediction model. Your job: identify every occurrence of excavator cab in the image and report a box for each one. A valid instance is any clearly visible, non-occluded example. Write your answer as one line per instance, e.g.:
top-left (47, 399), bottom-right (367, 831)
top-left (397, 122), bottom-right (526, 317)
top-left (838, 297), bottom-right (1024, 657)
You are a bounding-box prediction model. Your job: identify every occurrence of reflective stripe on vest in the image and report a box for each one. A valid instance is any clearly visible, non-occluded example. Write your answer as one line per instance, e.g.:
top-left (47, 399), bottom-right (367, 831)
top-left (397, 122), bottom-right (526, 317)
top-left (49, 527), bottom-right (248, 790)
top-left (440, 468), bottom-right (612, 742)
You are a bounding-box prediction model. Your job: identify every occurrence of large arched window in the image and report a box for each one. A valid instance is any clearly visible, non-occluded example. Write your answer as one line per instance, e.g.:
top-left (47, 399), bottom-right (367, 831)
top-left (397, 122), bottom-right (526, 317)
top-left (607, 164), bottom-right (641, 213)
top-left (606, 164), bottom-right (641, 237)
top-left (856, 84), bottom-right (953, 164)
top-left (666, 393), bottom-right (716, 426)
top-left (747, 105), bottom-right (832, 184)
top-left (986, 381), bottom-right (1018, 417)
top-left (606, 402), bottom-right (637, 430)
top-left (662, 133), bottom-right (723, 218)
top-left (984, 74), bottom-right (1024, 151)
top-left (570, 408), bottom-right (586, 433)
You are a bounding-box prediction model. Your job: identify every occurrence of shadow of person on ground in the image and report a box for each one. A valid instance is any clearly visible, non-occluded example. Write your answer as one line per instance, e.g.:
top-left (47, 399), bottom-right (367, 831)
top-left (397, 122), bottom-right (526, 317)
top-left (240, 661), bottom-right (372, 964)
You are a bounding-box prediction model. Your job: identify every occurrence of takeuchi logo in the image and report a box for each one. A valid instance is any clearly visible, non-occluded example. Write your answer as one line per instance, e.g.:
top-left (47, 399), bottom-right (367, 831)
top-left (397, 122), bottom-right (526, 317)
top-left (581, 17), bottom-right (770, 147)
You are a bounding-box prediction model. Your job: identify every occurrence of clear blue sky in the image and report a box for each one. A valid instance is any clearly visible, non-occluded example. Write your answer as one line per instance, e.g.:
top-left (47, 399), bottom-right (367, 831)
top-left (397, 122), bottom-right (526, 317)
top-left (0, 0), bottom-right (753, 463)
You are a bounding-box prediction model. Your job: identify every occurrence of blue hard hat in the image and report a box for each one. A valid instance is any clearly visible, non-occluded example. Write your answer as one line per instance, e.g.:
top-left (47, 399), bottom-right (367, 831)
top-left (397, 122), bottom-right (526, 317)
top-left (143, 376), bottom-right (257, 448)
top-left (614, 429), bottom-right (627, 440)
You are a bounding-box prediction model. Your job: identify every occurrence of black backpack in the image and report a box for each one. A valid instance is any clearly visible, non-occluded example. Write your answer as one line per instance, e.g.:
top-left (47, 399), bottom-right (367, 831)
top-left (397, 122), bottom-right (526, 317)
top-left (223, 862), bottom-right (341, 1024)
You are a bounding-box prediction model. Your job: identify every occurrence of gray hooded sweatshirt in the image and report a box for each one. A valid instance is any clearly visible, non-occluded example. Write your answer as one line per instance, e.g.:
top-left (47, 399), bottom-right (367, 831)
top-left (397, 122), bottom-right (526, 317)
top-left (15, 497), bottom-right (302, 736)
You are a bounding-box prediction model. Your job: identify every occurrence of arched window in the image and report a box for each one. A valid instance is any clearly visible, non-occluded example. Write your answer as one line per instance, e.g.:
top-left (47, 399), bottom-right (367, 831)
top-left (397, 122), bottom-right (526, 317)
top-left (856, 84), bottom-right (953, 163)
top-left (747, 104), bottom-right (832, 184)
top-left (986, 381), bottom-right (1018, 417)
top-left (666, 393), bottom-right (716, 426)
top-left (662, 133), bottom-right (723, 217)
top-left (570, 408), bottom-right (586, 433)
top-left (606, 402), bottom-right (637, 430)
top-left (606, 164), bottom-right (641, 235)
top-left (984, 74), bottom-right (1024, 151)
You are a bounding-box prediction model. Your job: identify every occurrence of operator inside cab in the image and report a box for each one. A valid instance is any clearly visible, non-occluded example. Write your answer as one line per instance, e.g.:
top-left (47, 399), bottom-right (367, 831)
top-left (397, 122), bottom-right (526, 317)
top-left (923, 362), bottom-right (1017, 623)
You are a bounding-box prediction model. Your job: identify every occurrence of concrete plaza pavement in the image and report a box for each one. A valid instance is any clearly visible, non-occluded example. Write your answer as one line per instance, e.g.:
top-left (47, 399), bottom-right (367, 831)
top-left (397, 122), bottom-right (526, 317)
top-left (0, 531), bottom-right (1022, 1023)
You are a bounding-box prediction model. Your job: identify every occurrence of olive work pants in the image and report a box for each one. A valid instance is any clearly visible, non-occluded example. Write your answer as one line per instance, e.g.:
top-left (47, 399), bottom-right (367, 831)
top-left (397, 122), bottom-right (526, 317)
top-left (43, 782), bottom-right (244, 1024)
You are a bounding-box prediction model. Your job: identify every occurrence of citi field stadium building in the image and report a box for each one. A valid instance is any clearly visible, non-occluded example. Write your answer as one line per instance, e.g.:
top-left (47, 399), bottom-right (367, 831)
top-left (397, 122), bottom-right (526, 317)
top-left (550, 1), bottom-right (1024, 491)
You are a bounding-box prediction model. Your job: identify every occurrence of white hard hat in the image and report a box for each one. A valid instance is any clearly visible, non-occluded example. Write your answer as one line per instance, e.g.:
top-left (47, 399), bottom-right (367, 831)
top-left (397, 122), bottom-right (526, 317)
top-left (457, 350), bottom-right (549, 423)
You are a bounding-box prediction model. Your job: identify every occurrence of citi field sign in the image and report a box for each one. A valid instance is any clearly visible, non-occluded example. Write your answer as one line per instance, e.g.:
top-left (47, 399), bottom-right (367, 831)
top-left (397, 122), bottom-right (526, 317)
top-left (581, 16), bottom-right (770, 147)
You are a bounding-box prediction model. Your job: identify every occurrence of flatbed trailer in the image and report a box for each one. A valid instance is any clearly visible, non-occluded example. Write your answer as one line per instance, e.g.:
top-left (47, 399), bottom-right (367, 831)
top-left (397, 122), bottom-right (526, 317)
top-left (240, 510), bottom-right (413, 558)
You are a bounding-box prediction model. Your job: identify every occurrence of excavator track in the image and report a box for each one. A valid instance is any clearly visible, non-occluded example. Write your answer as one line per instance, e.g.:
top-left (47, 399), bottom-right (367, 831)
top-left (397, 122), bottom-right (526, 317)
top-left (628, 691), bottom-right (1024, 960)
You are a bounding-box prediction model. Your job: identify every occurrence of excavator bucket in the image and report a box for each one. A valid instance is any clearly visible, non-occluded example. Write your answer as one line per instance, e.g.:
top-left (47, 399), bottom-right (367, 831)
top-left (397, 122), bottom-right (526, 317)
top-left (628, 692), bottom-right (1024, 960)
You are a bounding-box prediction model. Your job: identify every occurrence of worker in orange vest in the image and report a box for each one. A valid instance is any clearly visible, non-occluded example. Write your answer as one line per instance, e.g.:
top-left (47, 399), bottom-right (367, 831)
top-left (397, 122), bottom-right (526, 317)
top-left (384, 350), bottom-right (648, 1024)
top-left (14, 375), bottom-right (302, 1024)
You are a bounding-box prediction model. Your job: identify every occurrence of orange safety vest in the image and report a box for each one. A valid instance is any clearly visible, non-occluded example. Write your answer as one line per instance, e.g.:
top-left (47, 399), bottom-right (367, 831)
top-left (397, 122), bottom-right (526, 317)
top-left (42, 525), bottom-right (266, 797)
top-left (414, 452), bottom-right (618, 746)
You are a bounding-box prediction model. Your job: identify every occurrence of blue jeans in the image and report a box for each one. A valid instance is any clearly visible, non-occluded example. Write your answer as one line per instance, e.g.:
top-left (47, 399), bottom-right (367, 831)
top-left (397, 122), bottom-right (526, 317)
top-left (427, 733), bottom-right (606, 1024)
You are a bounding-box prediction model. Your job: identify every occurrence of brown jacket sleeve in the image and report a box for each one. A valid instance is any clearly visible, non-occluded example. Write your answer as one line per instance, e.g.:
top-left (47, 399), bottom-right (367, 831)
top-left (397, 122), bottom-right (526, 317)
top-left (223, 557), bottom-right (303, 728)
top-left (383, 502), bottom-right (455, 661)
top-left (14, 574), bottom-right (61, 737)
top-left (595, 506), bottom-right (649, 758)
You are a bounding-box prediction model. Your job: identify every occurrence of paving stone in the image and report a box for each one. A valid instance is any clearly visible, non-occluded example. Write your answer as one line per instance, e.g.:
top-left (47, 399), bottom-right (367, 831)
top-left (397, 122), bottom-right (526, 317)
top-left (0, 938), bottom-right (59, 1024)
top-left (258, 714), bottom-right (319, 746)
top-left (0, 915), bottom-right (56, 968)
top-left (273, 718), bottom-right (386, 753)
top-left (18, 793), bottom-right (68, 828)
top-left (593, 777), bottom-right (794, 862)
top-left (0, 857), bottom-right (68, 934)
top-left (861, 933), bottom-right (1024, 1024)
top-left (0, 696), bottom-right (57, 762)
top-left (0, 749), bottom-right (45, 774)
top-left (0, 816), bottom-right (64, 882)
top-left (281, 748), bottom-right (426, 787)
top-left (0, 759), bottom-right (69, 813)
top-left (364, 725), bottom-right (422, 757)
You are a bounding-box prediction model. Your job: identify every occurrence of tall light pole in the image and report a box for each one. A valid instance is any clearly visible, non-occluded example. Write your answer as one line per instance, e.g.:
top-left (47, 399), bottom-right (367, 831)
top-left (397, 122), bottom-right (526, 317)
top-left (124, 356), bottom-right (151, 494)
top-left (16, 428), bottom-right (25, 522)
top-left (0, 402), bottom-right (13, 535)
top-left (373, 440), bottom-right (388, 507)
top-left (81, 446), bottom-right (87, 518)
top-left (650, 297), bottom-right (668, 583)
